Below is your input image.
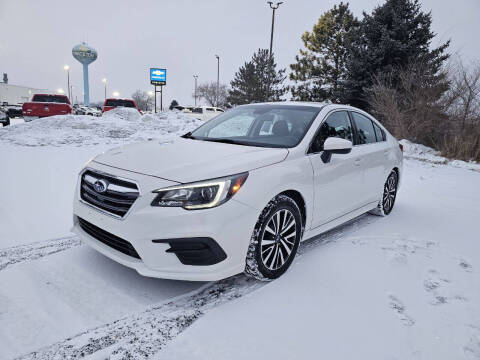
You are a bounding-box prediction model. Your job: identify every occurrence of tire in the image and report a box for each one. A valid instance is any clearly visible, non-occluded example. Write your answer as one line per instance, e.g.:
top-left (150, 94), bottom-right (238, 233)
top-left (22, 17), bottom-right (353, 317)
top-left (245, 194), bottom-right (303, 281)
top-left (369, 170), bottom-right (398, 216)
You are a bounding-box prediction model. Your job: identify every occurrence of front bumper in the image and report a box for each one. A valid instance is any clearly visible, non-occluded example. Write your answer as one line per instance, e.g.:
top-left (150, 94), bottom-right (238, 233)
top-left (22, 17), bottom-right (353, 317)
top-left (72, 162), bottom-right (259, 281)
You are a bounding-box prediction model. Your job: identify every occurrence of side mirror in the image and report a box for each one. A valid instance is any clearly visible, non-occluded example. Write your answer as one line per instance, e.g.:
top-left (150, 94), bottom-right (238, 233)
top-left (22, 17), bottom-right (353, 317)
top-left (321, 137), bottom-right (352, 163)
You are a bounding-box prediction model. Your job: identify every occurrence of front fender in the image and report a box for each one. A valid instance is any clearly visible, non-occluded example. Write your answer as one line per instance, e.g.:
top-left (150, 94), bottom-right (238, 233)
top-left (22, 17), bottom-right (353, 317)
top-left (233, 156), bottom-right (314, 230)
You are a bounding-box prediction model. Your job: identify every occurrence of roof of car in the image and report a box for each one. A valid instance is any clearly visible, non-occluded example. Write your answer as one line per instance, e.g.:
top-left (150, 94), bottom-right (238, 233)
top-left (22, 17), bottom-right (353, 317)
top-left (240, 101), bottom-right (328, 108)
top-left (105, 98), bottom-right (134, 101)
top-left (240, 101), bottom-right (365, 111)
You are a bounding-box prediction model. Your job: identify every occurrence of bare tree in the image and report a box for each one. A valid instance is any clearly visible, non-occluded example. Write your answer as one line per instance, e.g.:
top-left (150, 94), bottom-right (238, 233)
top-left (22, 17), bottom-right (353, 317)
top-left (368, 61), bottom-right (448, 147)
top-left (194, 82), bottom-right (228, 108)
top-left (368, 60), bottom-right (480, 161)
top-left (445, 59), bottom-right (480, 131)
top-left (131, 90), bottom-right (153, 111)
top-left (440, 59), bottom-right (480, 160)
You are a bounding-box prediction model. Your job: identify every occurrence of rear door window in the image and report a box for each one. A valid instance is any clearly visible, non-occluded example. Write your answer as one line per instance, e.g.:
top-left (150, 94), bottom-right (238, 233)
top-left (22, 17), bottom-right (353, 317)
top-left (372, 122), bottom-right (386, 142)
top-left (105, 99), bottom-right (135, 107)
top-left (33, 95), bottom-right (68, 103)
top-left (351, 112), bottom-right (376, 145)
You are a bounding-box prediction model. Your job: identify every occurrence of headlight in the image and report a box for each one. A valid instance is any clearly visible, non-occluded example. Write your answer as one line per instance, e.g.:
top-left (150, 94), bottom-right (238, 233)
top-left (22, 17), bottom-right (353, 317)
top-left (151, 172), bottom-right (248, 210)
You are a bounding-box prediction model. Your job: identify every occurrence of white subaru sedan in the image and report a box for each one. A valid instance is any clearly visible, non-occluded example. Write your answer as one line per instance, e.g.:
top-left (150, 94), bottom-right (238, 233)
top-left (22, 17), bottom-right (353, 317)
top-left (73, 102), bottom-right (403, 281)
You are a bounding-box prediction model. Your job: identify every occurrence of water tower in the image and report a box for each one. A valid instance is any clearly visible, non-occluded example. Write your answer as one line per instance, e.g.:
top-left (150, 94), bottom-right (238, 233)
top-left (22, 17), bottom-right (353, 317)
top-left (72, 42), bottom-right (97, 106)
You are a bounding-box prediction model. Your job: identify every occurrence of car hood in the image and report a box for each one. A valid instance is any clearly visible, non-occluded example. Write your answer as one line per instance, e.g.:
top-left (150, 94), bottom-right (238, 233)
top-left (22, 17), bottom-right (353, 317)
top-left (93, 138), bottom-right (288, 183)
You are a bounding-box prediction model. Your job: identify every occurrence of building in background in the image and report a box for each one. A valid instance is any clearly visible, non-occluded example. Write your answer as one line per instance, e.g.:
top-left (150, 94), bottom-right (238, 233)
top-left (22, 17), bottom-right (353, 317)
top-left (0, 83), bottom-right (54, 105)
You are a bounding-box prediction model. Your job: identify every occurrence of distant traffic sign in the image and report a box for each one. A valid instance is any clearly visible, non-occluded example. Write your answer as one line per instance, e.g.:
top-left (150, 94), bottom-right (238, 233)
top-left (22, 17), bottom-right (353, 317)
top-left (150, 68), bottom-right (166, 85)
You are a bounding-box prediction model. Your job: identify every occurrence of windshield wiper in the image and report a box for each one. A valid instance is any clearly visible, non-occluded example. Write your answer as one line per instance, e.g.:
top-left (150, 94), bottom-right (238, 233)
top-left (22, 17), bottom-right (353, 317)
top-left (181, 132), bottom-right (197, 139)
top-left (200, 138), bottom-right (250, 145)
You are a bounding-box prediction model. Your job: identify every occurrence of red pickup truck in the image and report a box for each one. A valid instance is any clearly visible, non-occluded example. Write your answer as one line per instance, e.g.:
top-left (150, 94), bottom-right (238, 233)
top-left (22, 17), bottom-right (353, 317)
top-left (102, 98), bottom-right (141, 114)
top-left (22, 94), bottom-right (72, 121)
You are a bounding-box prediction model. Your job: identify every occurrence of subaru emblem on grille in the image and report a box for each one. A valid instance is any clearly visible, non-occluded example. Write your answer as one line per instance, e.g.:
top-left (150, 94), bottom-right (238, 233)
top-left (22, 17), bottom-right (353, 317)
top-left (93, 179), bottom-right (108, 193)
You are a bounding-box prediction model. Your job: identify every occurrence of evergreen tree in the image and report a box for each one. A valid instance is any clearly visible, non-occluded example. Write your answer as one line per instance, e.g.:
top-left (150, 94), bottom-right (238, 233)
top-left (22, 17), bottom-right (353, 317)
top-left (228, 49), bottom-right (288, 105)
top-left (290, 2), bottom-right (359, 103)
top-left (169, 99), bottom-right (179, 110)
top-left (345, 0), bottom-right (450, 109)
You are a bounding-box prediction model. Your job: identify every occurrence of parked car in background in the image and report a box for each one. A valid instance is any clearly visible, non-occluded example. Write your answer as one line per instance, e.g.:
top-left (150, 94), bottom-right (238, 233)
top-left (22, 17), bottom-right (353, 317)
top-left (102, 98), bottom-right (141, 114)
top-left (188, 106), bottom-right (224, 121)
top-left (75, 105), bottom-right (101, 116)
top-left (22, 94), bottom-right (72, 122)
top-left (72, 102), bottom-right (403, 281)
top-left (0, 109), bottom-right (10, 127)
top-left (173, 105), bottom-right (194, 113)
top-left (6, 105), bottom-right (23, 118)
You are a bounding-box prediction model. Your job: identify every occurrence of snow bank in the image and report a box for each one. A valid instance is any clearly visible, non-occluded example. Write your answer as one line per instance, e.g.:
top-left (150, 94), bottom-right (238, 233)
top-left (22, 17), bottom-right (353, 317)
top-left (400, 139), bottom-right (480, 171)
top-left (0, 108), bottom-right (203, 147)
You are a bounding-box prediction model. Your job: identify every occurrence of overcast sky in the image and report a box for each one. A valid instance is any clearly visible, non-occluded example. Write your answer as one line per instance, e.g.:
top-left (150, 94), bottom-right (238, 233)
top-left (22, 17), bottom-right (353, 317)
top-left (1, 0), bottom-right (479, 106)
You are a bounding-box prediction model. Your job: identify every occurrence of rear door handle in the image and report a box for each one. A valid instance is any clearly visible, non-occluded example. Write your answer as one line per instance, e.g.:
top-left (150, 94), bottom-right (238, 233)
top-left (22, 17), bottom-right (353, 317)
top-left (354, 158), bottom-right (362, 166)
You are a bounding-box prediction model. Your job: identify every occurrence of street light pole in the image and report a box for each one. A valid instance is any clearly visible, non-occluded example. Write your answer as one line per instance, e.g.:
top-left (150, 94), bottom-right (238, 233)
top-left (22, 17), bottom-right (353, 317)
top-left (64, 65), bottom-right (70, 101)
top-left (102, 78), bottom-right (107, 101)
top-left (215, 55), bottom-right (220, 107)
top-left (267, 2), bottom-right (283, 56)
top-left (193, 75), bottom-right (198, 107)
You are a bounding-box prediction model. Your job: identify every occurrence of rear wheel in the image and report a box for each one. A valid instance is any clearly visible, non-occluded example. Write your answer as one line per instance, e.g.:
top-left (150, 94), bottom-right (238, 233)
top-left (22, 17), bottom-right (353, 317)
top-left (370, 170), bottom-right (398, 216)
top-left (245, 195), bottom-right (302, 281)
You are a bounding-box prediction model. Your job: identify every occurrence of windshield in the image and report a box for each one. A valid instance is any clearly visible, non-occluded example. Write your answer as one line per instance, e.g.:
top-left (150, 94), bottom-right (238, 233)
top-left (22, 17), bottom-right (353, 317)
top-left (105, 99), bottom-right (135, 107)
top-left (190, 104), bottom-right (322, 148)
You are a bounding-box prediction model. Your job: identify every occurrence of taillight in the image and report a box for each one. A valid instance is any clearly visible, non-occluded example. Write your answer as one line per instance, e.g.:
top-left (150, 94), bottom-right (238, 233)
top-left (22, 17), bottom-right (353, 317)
top-left (399, 143), bottom-right (404, 152)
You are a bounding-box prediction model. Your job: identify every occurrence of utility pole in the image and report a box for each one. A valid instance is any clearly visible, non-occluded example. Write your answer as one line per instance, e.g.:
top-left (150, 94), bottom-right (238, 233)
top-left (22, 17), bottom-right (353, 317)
top-left (64, 65), bottom-right (71, 101)
top-left (102, 78), bottom-right (107, 101)
top-left (193, 75), bottom-right (198, 107)
top-left (215, 55), bottom-right (220, 107)
top-left (267, 2), bottom-right (283, 56)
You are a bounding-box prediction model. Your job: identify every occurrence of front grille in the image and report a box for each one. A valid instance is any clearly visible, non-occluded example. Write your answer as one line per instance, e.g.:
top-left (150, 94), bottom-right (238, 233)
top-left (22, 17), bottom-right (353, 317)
top-left (78, 217), bottom-right (141, 259)
top-left (80, 170), bottom-right (139, 217)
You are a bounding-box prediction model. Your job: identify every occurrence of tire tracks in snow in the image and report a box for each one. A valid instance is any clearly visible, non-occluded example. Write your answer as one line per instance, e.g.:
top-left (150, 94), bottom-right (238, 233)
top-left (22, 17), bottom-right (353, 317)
top-left (17, 214), bottom-right (376, 360)
top-left (0, 236), bottom-right (82, 271)
top-left (17, 276), bottom-right (263, 360)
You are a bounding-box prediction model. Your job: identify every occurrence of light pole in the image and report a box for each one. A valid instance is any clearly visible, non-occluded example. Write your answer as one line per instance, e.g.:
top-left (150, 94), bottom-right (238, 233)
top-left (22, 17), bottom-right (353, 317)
top-left (267, 2), bottom-right (283, 56)
top-left (215, 55), bottom-right (220, 107)
top-left (102, 78), bottom-right (107, 101)
top-left (64, 65), bottom-right (70, 100)
top-left (147, 90), bottom-right (154, 111)
top-left (193, 75), bottom-right (198, 106)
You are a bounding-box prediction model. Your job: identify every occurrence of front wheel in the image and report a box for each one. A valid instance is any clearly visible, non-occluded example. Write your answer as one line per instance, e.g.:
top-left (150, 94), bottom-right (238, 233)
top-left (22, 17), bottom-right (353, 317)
top-left (245, 195), bottom-right (302, 281)
top-left (370, 170), bottom-right (398, 216)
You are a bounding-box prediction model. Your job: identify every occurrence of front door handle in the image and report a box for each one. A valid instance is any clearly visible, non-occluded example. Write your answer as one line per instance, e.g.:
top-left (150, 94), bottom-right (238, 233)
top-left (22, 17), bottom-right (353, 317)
top-left (354, 158), bottom-right (362, 166)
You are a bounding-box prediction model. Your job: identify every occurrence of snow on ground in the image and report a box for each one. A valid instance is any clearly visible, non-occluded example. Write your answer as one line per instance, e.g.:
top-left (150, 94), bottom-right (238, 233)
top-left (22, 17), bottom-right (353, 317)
top-left (159, 159), bottom-right (480, 360)
top-left (1, 114), bottom-right (479, 359)
top-left (0, 108), bottom-right (202, 147)
top-left (400, 139), bottom-right (480, 172)
top-left (0, 109), bottom-right (203, 247)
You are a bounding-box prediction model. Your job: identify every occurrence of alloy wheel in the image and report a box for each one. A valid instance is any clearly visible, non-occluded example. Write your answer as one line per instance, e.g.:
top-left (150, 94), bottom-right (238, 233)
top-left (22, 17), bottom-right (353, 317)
top-left (260, 209), bottom-right (297, 270)
top-left (382, 172), bottom-right (398, 214)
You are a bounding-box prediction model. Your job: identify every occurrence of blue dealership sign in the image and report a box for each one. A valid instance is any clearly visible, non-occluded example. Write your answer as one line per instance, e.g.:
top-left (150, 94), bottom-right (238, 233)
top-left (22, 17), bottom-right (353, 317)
top-left (150, 68), bottom-right (166, 85)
